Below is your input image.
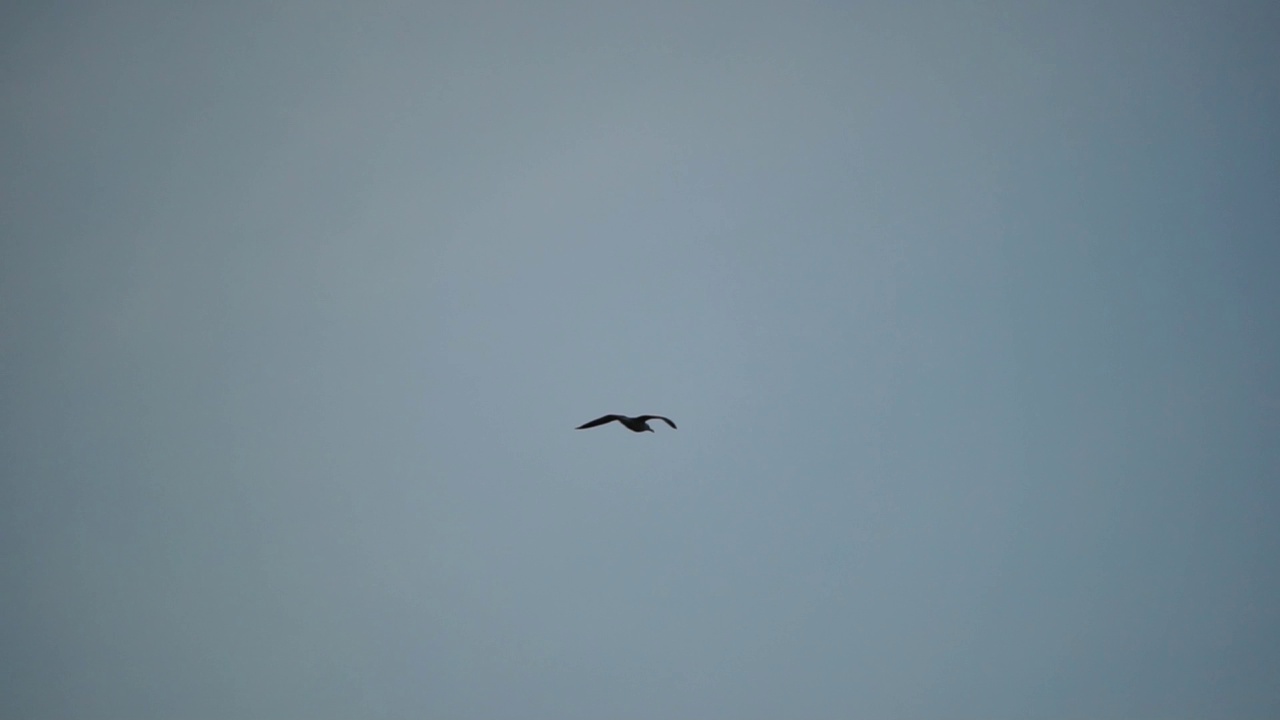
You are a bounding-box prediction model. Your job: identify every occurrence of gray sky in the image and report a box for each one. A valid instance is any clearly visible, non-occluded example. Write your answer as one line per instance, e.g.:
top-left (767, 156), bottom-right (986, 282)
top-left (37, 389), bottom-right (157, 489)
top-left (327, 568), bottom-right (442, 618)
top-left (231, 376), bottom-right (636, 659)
top-left (3, 1), bottom-right (1278, 718)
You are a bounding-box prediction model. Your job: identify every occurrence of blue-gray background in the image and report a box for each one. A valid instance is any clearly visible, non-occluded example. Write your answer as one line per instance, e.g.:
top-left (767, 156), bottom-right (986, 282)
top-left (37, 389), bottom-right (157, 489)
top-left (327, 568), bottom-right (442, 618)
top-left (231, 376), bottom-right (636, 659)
top-left (3, 2), bottom-right (1278, 718)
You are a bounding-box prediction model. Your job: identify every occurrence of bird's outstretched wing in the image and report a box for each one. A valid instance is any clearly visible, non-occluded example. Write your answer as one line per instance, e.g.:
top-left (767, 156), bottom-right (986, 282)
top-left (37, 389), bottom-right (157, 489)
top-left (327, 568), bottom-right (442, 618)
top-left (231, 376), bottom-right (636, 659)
top-left (637, 415), bottom-right (677, 429)
top-left (576, 415), bottom-right (622, 430)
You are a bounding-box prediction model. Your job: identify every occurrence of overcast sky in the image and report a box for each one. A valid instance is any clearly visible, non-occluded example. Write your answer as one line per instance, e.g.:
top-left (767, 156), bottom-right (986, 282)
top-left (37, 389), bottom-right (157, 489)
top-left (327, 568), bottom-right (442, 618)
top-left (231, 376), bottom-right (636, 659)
top-left (3, 1), bottom-right (1278, 718)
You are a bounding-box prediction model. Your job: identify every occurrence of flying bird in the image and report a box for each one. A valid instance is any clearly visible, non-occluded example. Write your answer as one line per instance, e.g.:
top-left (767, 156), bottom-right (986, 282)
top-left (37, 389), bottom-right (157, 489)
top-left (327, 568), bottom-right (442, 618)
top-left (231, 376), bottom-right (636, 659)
top-left (576, 414), bottom-right (677, 433)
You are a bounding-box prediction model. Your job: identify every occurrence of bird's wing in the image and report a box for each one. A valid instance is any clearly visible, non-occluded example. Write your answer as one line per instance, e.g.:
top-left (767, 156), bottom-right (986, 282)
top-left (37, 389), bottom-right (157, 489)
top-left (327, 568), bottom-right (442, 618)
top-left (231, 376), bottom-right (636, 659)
top-left (576, 415), bottom-right (622, 430)
top-left (638, 415), bottom-right (677, 429)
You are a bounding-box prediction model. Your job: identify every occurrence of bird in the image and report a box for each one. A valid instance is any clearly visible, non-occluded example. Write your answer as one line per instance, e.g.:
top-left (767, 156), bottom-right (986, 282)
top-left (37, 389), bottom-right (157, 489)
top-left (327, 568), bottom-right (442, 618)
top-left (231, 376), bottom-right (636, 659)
top-left (576, 414), bottom-right (677, 433)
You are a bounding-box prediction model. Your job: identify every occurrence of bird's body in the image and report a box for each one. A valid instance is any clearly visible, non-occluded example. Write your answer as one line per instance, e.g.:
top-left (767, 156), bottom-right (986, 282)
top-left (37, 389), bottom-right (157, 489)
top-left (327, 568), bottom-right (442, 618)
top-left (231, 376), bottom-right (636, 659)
top-left (576, 414), bottom-right (677, 433)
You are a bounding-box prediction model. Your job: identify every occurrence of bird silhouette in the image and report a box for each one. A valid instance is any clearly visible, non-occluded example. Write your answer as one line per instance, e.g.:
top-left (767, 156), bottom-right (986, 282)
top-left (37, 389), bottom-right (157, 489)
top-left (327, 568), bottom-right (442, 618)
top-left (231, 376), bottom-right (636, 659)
top-left (575, 414), bottom-right (677, 433)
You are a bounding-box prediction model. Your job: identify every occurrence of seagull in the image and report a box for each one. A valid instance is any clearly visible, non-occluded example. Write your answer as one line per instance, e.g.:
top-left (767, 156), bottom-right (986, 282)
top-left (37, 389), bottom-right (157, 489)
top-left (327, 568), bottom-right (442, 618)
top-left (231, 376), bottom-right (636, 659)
top-left (575, 414), bottom-right (677, 433)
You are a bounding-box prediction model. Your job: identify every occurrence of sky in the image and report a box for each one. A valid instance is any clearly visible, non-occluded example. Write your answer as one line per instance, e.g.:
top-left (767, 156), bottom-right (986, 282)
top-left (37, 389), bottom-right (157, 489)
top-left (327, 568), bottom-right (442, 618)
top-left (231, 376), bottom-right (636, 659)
top-left (2, 1), bottom-right (1278, 718)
